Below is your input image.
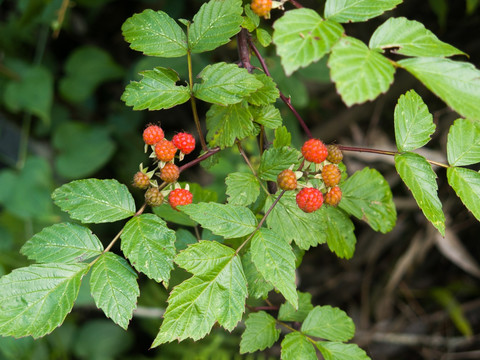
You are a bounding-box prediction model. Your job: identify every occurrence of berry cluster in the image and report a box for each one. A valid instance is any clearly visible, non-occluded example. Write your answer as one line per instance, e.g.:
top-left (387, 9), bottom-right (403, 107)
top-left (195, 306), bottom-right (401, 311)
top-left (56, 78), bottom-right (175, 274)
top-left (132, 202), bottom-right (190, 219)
top-left (277, 140), bottom-right (344, 213)
top-left (132, 124), bottom-right (195, 210)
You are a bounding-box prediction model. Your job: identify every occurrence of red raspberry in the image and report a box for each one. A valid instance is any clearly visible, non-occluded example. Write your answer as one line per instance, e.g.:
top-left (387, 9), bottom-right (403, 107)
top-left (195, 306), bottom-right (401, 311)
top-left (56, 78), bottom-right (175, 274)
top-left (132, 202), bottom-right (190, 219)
top-left (277, 169), bottom-right (297, 191)
top-left (296, 187), bottom-right (323, 213)
top-left (132, 171), bottom-right (150, 189)
top-left (327, 144), bottom-right (343, 164)
top-left (172, 132), bottom-right (195, 155)
top-left (251, 0), bottom-right (272, 18)
top-left (169, 188), bottom-right (193, 211)
top-left (301, 139), bottom-right (328, 164)
top-left (145, 187), bottom-right (164, 207)
top-left (143, 125), bottom-right (164, 145)
top-left (322, 164), bottom-right (341, 187)
top-left (155, 139), bottom-right (177, 162)
top-left (159, 163), bottom-right (180, 183)
top-left (325, 186), bottom-right (342, 206)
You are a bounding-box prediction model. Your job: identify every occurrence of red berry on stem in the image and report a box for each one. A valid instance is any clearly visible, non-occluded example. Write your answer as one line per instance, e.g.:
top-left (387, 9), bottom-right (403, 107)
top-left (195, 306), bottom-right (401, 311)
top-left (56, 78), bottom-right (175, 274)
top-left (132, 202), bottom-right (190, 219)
top-left (169, 188), bottom-right (193, 210)
top-left (251, 0), bottom-right (272, 18)
top-left (296, 187), bottom-right (323, 213)
top-left (145, 187), bottom-right (164, 207)
top-left (325, 186), bottom-right (342, 206)
top-left (172, 132), bottom-right (196, 155)
top-left (277, 169), bottom-right (297, 191)
top-left (160, 163), bottom-right (180, 183)
top-left (301, 139), bottom-right (328, 164)
top-left (143, 125), bottom-right (164, 145)
top-left (132, 171), bottom-right (150, 189)
top-left (322, 164), bottom-right (341, 187)
top-left (155, 139), bottom-right (177, 162)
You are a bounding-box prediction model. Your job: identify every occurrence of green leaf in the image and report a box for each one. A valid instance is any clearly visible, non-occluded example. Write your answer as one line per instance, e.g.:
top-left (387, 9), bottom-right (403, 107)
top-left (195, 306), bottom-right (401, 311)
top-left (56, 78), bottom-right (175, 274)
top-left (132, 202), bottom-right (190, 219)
top-left (398, 57), bottom-right (480, 121)
top-left (251, 228), bottom-right (298, 308)
top-left (225, 172), bottom-right (260, 206)
top-left (59, 46), bottom-right (123, 103)
top-left (258, 146), bottom-right (299, 181)
top-left (188, 0), bottom-right (243, 53)
top-left (339, 168), bottom-right (396, 233)
top-left (278, 291), bottom-right (314, 322)
top-left (241, 250), bottom-right (274, 299)
top-left (447, 167), bottom-right (480, 222)
top-left (53, 122), bottom-right (115, 179)
top-left (0, 263), bottom-right (89, 338)
top-left (245, 74), bottom-right (280, 106)
top-left (447, 118), bottom-right (480, 166)
top-left (317, 342), bottom-right (371, 360)
top-left (328, 36), bottom-right (395, 106)
top-left (175, 228), bottom-right (198, 251)
top-left (394, 89), bottom-right (435, 151)
top-left (21, 223), bottom-right (103, 263)
top-left (251, 104), bottom-right (283, 129)
top-left (395, 152), bottom-right (445, 235)
top-left (206, 102), bottom-right (258, 149)
top-left (256, 28), bottom-right (272, 47)
top-left (324, 0), bottom-right (403, 23)
top-left (193, 62), bottom-right (263, 105)
top-left (181, 202), bottom-right (257, 238)
top-left (121, 67), bottom-right (190, 110)
top-left (244, 4), bottom-right (260, 31)
top-left (240, 311), bottom-right (280, 353)
top-left (90, 252), bottom-right (139, 330)
top-left (302, 306), bottom-right (355, 341)
top-left (52, 179), bottom-right (136, 224)
top-left (273, 8), bottom-right (344, 76)
top-left (265, 192), bottom-right (326, 250)
top-left (121, 9), bottom-right (188, 57)
top-left (274, 126), bottom-right (292, 148)
top-left (4, 64), bottom-right (53, 124)
top-left (321, 206), bottom-right (356, 259)
top-left (120, 214), bottom-right (176, 285)
top-left (281, 332), bottom-right (317, 360)
top-left (369, 17), bottom-right (465, 57)
top-left (153, 241), bottom-right (247, 345)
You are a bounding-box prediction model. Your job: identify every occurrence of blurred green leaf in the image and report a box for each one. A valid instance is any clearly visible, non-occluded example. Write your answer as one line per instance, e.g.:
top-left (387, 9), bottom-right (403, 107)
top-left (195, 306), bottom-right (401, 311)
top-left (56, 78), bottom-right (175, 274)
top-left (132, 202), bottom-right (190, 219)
top-left (447, 118), bottom-right (480, 166)
top-left (281, 332), bottom-right (317, 360)
top-left (431, 288), bottom-right (473, 336)
top-left (324, 0), bottom-right (403, 23)
top-left (447, 167), bottom-right (480, 222)
top-left (240, 311), bottom-right (280, 353)
top-left (317, 341), bottom-right (371, 360)
top-left (225, 172), bottom-right (260, 206)
top-left (256, 28), bottom-right (272, 47)
top-left (466, 0), bottom-right (480, 14)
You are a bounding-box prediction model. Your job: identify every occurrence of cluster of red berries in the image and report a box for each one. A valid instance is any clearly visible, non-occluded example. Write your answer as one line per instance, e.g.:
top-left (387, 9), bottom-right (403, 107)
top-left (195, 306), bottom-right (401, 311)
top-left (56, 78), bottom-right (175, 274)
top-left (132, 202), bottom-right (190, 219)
top-left (133, 124), bottom-right (195, 210)
top-left (277, 139), bottom-right (344, 213)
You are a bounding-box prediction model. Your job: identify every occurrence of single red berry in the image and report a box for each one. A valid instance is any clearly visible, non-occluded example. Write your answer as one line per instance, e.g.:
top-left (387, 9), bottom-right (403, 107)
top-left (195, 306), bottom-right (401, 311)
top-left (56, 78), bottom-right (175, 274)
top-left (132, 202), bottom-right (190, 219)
top-left (251, 0), bottom-right (272, 18)
top-left (296, 187), bottom-right (323, 213)
top-left (155, 139), bottom-right (177, 162)
top-left (325, 186), bottom-right (342, 207)
top-left (159, 163), bottom-right (180, 183)
top-left (327, 144), bottom-right (343, 164)
top-left (145, 187), bottom-right (164, 207)
top-left (277, 169), bottom-right (297, 191)
top-left (301, 139), bottom-right (328, 164)
top-left (143, 125), bottom-right (164, 145)
top-left (172, 132), bottom-right (196, 155)
top-left (322, 164), bottom-right (341, 187)
top-left (169, 188), bottom-right (193, 211)
top-left (132, 171), bottom-right (150, 189)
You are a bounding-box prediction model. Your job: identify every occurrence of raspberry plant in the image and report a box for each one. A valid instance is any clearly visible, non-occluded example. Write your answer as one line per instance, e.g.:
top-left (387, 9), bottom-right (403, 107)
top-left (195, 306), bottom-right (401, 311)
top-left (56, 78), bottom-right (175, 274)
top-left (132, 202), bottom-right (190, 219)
top-left (1, 0), bottom-right (480, 359)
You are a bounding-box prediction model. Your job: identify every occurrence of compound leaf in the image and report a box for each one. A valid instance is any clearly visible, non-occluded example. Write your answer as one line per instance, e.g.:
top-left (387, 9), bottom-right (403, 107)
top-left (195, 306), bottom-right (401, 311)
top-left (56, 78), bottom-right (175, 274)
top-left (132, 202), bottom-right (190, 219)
top-left (225, 172), bottom-right (260, 206)
top-left (278, 291), bottom-right (314, 322)
top-left (153, 241), bottom-right (247, 345)
top-left (251, 228), bottom-right (298, 308)
top-left (90, 252), bottom-right (139, 330)
top-left (398, 57), bottom-right (480, 121)
top-left (281, 332), bottom-right (317, 360)
top-left (193, 62), bottom-right (263, 105)
top-left (447, 167), bottom-right (480, 222)
top-left (317, 342), bottom-right (371, 360)
top-left (120, 214), bottom-right (176, 286)
top-left (188, 0), bottom-right (243, 53)
top-left (0, 263), bottom-right (89, 338)
top-left (181, 202), bottom-right (257, 238)
top-left (21, 223), bottom-right (103, 263)
top-left (447, 118), bottom-right (480, 166)
top-left (302, 306), bottom-right (355, 342)
top-left (369, 17), bottom-right (465, 57)
top-left (52, 179), bottom-right (136, 224)
top-left (258, 147), bottom-right (299, 181)
top-left (324, 0), bottom-right (403, 23)
top-left (240, 311), bottom-right (280, 354)
top-left (273, 8), bottom-right (344, 75)
top-left (395, 152), bottom-right (445, 235)
top-left (122, 67), bottom-right (190, 110)
top-left (339, 168), bottom-right (396, 233)
top-left (328, 37), bottom-right (395, 106)
top-left (122, 9), bottom-right (188, 57)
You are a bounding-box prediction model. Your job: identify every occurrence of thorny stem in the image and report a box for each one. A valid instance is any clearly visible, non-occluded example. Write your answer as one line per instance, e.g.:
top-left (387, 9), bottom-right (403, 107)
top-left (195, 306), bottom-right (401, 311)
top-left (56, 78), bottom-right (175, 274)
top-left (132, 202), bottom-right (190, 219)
top-left (236, 141), bottom-right (269, 194)
top-left (338, 145), bottom-right (450, 169)
top-left (247, 37), bottom-right (313, 139)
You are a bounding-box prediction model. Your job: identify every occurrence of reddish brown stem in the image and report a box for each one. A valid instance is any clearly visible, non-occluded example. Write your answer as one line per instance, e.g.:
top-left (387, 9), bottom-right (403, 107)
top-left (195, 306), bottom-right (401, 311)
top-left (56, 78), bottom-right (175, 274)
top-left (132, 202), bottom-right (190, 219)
top-left (178, 147), bottom-right (221, 173)
top-left (288, 0), bottom-right (303, 8)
